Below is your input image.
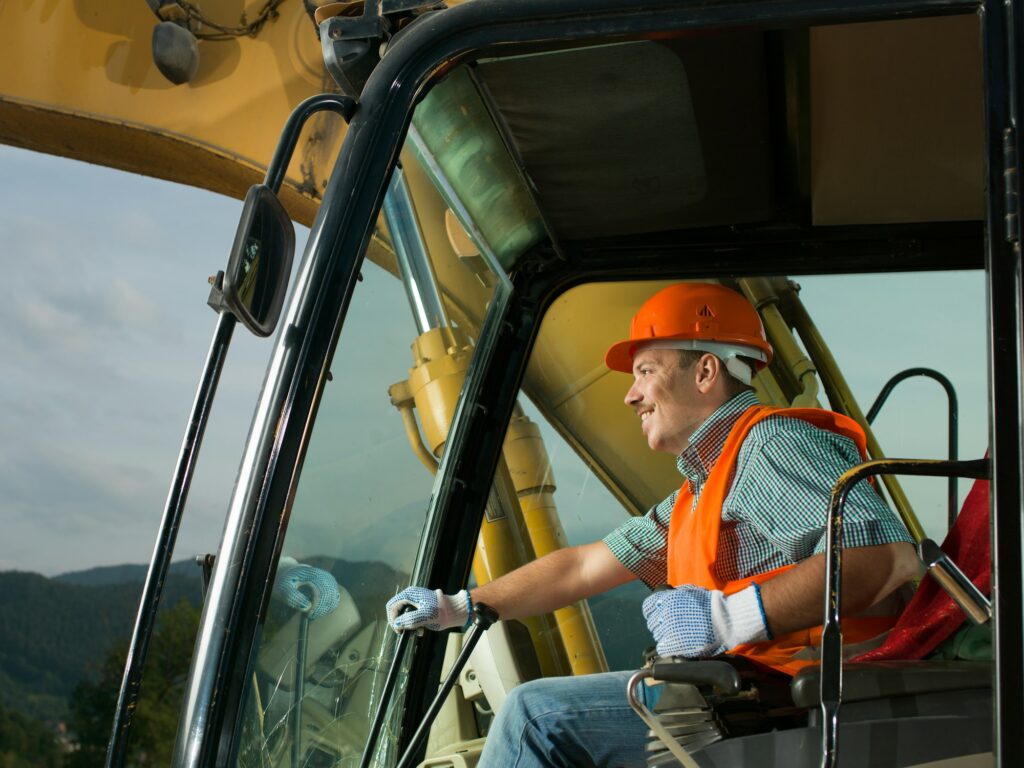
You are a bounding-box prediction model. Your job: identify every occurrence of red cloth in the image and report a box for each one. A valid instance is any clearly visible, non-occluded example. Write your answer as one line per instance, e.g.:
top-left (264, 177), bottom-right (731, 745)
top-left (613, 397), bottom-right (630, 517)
top-left (853, 475), bottom-right (990, 662)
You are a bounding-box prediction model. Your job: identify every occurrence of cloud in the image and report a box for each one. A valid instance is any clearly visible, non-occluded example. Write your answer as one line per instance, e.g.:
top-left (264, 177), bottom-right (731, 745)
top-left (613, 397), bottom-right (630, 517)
top-left (12, 297), bottom-right (91, 353)
top-left (102, 278), bottom-right (163, 329)
top-left (0, 148), bottom-right (266, 574)
top-left (1, 439), bottom-right (162, 521)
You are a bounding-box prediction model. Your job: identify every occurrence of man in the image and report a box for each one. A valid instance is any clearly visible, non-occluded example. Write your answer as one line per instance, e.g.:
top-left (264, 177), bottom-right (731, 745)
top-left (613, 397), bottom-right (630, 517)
top-left (387, 282), bottom-right (919, 767)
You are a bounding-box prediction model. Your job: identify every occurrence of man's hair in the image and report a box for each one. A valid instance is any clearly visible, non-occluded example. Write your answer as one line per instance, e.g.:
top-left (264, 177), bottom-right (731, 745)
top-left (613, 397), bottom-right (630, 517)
top-left (677, 350), bottom-right (755, 395)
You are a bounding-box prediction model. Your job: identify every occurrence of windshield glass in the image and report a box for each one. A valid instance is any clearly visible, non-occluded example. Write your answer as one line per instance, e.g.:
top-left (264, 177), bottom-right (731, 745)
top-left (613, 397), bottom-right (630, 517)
top-left (233, 180), bottom-right (497, 766)
top-left (233, 261), bottom-right (426, 768)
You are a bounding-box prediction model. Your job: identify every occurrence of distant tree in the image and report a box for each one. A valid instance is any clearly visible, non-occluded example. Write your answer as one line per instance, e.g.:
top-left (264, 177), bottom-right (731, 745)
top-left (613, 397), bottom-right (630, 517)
top-left (0, 701), bottom-right (61, 768)
top-left (65, 600), bottom-right (200, 768)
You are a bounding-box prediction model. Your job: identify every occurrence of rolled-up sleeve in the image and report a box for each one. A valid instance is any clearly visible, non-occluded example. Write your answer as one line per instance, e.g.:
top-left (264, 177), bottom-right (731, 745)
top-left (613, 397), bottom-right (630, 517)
top-left (602, 491), bottom-right (677, 588)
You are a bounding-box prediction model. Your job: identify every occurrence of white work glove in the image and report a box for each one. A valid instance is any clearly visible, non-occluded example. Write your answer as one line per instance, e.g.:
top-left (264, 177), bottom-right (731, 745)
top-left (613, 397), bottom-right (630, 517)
top-left (272, 557), bottom-right (341, 620)
top-left (386, 587), bottom-right (471, 633)
top-left (642, 583), bottom-right (772, 658)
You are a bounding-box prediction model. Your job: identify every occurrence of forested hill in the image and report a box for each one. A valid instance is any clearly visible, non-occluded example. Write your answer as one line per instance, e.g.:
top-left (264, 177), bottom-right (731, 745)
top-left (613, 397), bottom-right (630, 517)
top-left (0, 564), bottom-right (203, 720)
top-left (0, 557), bottom-right (407, 766)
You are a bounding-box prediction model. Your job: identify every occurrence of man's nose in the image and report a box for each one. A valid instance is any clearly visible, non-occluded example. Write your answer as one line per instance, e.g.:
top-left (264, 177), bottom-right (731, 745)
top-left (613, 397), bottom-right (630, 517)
top-left (625, 381), bottom-right (641, 407)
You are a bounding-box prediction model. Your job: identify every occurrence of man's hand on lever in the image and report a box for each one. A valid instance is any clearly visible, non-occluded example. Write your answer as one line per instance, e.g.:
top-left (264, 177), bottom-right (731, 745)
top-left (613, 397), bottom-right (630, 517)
top-left (386, 541), bottom-right (636, 634)
top-left (387, 588), bottom-right (472, 632)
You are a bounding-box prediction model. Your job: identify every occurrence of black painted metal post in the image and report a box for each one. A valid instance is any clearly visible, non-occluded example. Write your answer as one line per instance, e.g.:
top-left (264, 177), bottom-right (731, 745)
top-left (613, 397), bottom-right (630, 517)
top-left (983, 1), bottom-right (1024, 764)
top-left (105, 311), bottom-right (236, 768)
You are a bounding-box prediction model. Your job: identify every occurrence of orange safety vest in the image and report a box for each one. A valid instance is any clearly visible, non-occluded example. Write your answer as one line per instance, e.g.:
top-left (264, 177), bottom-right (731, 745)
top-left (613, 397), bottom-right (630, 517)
top-left (667, 405), bottom-right (897, 676)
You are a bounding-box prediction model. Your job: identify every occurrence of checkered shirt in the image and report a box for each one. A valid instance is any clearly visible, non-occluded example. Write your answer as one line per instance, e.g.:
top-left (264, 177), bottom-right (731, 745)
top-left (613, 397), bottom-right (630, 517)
top-left (603, 391), bottom-right (913, 589)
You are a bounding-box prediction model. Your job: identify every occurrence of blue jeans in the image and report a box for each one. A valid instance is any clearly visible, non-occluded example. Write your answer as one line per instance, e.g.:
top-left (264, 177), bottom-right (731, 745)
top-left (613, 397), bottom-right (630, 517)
top-left (477, 670), bottom-right (661, 768)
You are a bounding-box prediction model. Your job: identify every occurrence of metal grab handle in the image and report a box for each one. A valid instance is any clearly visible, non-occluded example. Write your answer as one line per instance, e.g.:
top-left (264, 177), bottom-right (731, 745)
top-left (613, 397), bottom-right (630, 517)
top-left (866, 368), bottom-right (959, 530)
top-left (394, 604), bottom-right (499, 768)
top-left (819, 457), bottom-right (989, 768)
top-left (626, 669), bottom-right (703, 768)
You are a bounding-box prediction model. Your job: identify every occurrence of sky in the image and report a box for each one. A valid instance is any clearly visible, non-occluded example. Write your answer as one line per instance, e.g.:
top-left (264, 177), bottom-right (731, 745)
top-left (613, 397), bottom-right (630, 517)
top-left (0, 143), bottom-right (990, 576)
top-left (0, 146), bottom-right (283, 575)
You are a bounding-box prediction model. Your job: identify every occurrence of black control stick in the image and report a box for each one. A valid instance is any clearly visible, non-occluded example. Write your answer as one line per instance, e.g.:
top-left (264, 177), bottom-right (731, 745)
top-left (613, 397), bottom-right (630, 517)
top-left (394, 603), bottom-right (499, 768)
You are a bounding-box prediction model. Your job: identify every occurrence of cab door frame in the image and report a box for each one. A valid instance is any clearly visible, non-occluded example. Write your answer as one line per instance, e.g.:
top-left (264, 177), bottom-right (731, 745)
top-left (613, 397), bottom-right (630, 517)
top-left (988, 0), bottom-right (1024, 763)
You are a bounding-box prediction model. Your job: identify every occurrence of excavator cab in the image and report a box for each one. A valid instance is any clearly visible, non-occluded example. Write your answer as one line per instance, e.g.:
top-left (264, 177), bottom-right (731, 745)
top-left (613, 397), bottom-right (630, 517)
top-left (67, 0), bottom-right (1020, 766)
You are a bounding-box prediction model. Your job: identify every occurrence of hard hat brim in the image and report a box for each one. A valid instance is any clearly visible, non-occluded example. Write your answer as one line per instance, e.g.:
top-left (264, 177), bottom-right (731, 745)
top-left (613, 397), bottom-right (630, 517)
top-left (605, 339), bottom-right (637, 373)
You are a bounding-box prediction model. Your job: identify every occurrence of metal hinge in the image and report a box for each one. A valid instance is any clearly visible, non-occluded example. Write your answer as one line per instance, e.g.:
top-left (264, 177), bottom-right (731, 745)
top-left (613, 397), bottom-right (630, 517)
top-left (1004, 126), bottom-right (1019, 243)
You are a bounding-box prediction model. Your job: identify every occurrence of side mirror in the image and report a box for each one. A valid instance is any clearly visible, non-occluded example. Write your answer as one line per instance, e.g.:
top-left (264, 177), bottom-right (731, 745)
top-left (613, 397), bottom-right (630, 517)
top-left (220, 185), bottom-right (295, 337)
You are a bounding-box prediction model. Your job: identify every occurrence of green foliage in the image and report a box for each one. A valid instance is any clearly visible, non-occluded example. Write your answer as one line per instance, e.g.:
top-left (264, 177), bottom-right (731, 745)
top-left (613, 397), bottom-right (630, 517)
top-left (0, 701), bottom-right (61, 768)
top-left (0, 569), bottom-right (202, 721)
top-left (65, 599), bottom-right (201, 768)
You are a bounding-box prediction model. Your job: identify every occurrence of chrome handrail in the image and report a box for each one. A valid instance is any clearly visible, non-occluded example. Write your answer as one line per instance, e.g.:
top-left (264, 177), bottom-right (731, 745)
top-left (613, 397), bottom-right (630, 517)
top-left (626, 669), bottom-right (703, 768)
top-left (820, 457), bottom-right (989, 768)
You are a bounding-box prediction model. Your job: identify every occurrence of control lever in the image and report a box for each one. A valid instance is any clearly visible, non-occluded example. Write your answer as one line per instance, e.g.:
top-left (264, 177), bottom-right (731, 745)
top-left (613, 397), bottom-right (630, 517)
top-left (291, 585), bottom-right (314, 768)
top-left (394, 603), bottom-right (499, 768)
top-left (357, 605), bottom-right (416, 768)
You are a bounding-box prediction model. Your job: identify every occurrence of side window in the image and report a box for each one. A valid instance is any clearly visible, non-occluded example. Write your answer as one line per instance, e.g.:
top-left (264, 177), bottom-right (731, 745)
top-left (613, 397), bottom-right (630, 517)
top-left (233, 261), bottom-right (438, 768)
top-left (798, 271), bottom-right (988, 541)
top-left (500, 270), bottom-right (988, 677)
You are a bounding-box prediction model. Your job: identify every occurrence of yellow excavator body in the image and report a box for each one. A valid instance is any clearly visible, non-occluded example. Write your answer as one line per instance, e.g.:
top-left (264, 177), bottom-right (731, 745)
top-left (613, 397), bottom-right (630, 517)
top-left (0, 1), bottom-right (344, 228)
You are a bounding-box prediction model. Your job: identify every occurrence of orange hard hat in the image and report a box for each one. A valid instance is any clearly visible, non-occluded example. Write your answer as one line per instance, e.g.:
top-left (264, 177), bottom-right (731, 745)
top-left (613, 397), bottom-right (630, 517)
top-left (605, 283), bottom-right (773, 377)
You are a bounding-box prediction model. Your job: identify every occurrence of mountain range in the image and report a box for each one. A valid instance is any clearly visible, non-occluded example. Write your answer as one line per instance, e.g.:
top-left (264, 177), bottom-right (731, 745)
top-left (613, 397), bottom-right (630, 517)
top-left (0, 557), bottom-right (649, 727)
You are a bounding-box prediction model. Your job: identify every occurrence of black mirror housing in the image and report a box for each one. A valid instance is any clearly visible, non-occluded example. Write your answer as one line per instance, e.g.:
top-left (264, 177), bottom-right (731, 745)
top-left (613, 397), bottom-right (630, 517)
top-left (221, 185), bottom-right (295, 337)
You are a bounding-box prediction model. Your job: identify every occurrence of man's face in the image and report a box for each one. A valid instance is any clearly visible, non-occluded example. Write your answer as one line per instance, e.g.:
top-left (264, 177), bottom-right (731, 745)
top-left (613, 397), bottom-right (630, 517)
top-left (624, 348), bottom-right (707, 455)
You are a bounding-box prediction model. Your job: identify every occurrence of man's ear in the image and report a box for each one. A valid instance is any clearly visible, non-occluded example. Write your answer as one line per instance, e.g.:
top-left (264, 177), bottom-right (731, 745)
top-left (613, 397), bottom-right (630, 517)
top-left (693, 353), bottom-right (721, 393)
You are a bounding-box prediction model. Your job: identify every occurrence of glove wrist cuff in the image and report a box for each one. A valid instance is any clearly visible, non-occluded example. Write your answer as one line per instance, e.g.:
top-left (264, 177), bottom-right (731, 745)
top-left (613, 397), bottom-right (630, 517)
top-left (446, 589), bottom-right (471, 625)
top-left (436, 589), bottom-right (471, 630)
top-left (718, 584), bottom-right (771, 648)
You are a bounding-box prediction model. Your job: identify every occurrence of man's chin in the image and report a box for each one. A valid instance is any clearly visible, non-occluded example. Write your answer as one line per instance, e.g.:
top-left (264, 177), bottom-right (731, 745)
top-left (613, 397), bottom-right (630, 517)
top-left (647, 434), bottom-right (686, 454)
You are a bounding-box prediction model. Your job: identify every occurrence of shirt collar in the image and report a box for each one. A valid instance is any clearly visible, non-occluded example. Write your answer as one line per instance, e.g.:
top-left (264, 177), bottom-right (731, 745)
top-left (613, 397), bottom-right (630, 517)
top-left (675, 390), bottom-right (760, 486)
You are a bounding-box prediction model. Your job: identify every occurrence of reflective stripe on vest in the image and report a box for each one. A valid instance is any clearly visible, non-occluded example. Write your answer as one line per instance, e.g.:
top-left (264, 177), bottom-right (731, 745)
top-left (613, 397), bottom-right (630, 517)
top-left (666, 405), bottom-right (895, 675)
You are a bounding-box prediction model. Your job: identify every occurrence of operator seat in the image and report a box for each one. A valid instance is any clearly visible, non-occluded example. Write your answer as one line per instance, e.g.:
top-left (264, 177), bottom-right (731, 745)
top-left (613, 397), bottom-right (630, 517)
top-left (639, 475), bottom-right (993, 767)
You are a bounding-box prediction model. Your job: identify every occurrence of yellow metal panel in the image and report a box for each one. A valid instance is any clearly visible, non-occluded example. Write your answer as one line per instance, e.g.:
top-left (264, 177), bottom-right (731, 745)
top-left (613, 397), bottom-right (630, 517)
top-left (0, 1), bottom-right (352, 228)
top-left (524, 281), bottom-right (683, 515)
